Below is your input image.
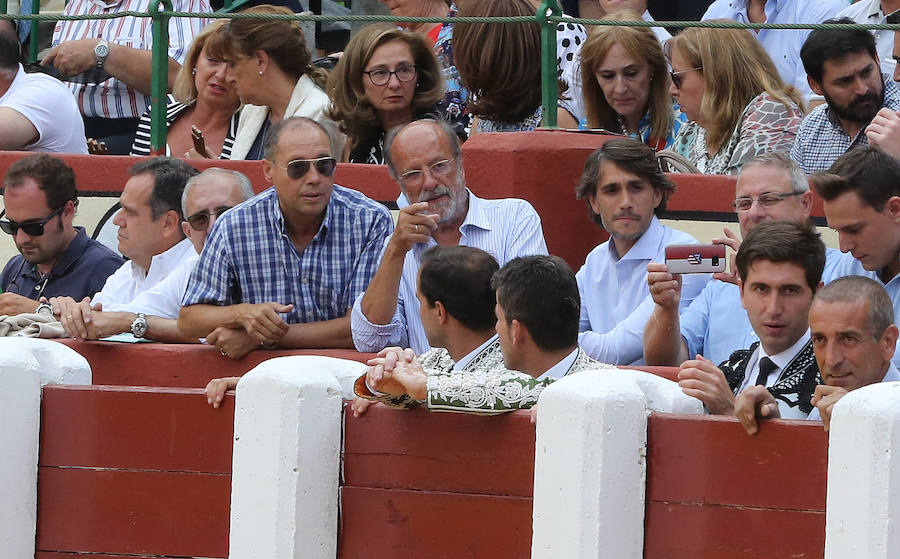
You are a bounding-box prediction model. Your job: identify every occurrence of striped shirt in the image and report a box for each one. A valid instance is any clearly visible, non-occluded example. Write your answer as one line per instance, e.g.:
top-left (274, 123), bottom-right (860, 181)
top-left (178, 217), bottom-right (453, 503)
top-left (130, 94), bottom-right (240, 158)
top-left (350, 190), bottom-right (549, 354)
top-left (791, 75), bottom-right (900, 175)
top-left (51, 0), bottom-right (211, 119)
top-left (182, 185), bottom-right (394, 325)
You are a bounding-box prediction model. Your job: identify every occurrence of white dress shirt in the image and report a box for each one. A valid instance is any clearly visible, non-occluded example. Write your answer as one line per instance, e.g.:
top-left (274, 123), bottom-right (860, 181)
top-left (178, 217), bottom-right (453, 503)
top-left (702, 0), bottom-right (847, 104)
top-left (838, 0), bottom-right (897, 76)
top-left (737, 331), bottom-right (810, 396)
top-left (576, 216), bottom-right (709, 365)
top-left (120, 253), bottom-right (198, 319)
top-left (351, 190), bottom-right (548, 355)
top-left (92, 238), bottom-right (196, 310)
top-left (536, 347), bottom-right (580, 381)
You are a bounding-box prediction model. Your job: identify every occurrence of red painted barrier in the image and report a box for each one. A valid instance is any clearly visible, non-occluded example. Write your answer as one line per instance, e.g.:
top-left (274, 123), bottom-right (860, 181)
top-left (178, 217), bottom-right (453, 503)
top-left (36, 385), bottom-right (234, 559)
top-left (54, 340), bottom-right (373, 388)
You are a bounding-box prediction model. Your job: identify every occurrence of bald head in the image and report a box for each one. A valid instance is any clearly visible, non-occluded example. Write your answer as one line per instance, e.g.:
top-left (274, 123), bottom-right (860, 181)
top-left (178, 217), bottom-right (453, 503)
top-left (384, 119), bottom-right (462, 179)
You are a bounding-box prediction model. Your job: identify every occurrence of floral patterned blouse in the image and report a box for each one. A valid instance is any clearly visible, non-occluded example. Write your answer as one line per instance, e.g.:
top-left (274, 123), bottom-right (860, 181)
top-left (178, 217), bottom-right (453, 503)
top-left (672, 91), bottom-right (803, 175)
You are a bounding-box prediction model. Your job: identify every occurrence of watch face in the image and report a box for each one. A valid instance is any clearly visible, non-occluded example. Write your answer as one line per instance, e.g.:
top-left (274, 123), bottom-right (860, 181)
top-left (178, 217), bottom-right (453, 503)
top-left (95, 43), bottom-right (109, 57)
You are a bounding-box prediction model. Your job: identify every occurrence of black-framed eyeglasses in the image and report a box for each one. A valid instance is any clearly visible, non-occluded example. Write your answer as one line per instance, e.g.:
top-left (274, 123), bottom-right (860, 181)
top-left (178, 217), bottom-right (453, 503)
top-left (398, 159), bottom-right (454, 186)
top-left (731, 191), bottom-right (803, 211)
top-left (363, 65), bottom-right (417, 86)
top-left (0, 206), bottom-right (64, 236)
top-left (670, 66), bottom-right (702, 89)
top-left (185, 205), bottom-right (234, 232)
top-left (273, 157), bottom-right (338, 180)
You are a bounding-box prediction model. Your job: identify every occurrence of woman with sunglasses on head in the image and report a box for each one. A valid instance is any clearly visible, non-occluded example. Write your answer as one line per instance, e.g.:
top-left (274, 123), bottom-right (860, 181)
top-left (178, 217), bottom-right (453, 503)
top-left (667, 25), bottom-right (804, 175)
top-left (327, 23), bottom-right (444, 164)
top-left (206, 5), bottom-right (332, 161)
top-left (130, 20), bottom-right (241, 159)
top-left (558, 11), bottom-right (685, 151)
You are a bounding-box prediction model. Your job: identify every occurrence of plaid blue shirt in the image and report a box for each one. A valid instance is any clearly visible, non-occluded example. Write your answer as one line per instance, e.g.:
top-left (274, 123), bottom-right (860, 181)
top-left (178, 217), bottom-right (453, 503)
top-left (182, 185), bottom-right (393, 324)
top-left (791, 75), bottom-right (900, 175)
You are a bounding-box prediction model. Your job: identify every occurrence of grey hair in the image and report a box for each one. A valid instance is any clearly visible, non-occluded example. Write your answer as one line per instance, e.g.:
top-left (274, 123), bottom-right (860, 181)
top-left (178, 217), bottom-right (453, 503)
top-left (814, 276), bottom-right (895, 339)
top-left (741, 151), bottom-right (809, 193)
top-left (181, 167), bottom-right (254, 218)
top-left (382, 118), bottom-right (462, 180)
top-left (262, 116), bottom-right (337, 162)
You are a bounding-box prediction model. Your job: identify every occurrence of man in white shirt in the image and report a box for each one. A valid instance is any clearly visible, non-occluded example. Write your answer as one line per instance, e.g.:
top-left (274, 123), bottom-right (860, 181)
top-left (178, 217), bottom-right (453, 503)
top-left (351, 119), bottom-right (548, 355)
top-left (702, 0), bottom-right (846, 104)
top-left (0, 21), bottom-right (86, 154)
top-left (574, 137), bottom-right (708, 365)
top-left (674, 220), bottom-right (825, 420)
top-left (736, 275), bottom-right (899, 434)
top-left (51, 157), bottom-right (199, 341)
top-left (57, 168), bottom-right (253, 344)
top-left (644, 151), bottom-right (855, 367)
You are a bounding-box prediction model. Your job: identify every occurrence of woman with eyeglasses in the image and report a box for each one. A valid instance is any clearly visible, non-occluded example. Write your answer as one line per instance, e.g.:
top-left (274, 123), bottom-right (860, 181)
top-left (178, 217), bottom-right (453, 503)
top-left (206, 5), bottom-right (332, 161)
top-left (667, 25), bottom-right (805, 175)
top-left (130, 20), bottom-right (241, 159)
top-left (558, 11), bottom-right (685, 151)
top-left (327, 23), bottom-right (444, 164)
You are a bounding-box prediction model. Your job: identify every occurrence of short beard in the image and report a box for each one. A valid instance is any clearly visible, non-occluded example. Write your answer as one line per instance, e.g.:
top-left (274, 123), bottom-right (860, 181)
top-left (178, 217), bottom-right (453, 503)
top-left (824, 82), bottom-right (885, 125)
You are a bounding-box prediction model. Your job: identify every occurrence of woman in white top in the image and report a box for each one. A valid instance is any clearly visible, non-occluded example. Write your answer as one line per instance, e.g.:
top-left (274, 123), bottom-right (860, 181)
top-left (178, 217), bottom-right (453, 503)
top-left (207, 4), bottom-right (331, 160)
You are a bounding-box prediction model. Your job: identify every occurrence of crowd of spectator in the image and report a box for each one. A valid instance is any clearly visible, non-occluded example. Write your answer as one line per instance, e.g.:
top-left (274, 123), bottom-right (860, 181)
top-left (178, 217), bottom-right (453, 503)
top-left (3, 0), bottom-right (900, 431)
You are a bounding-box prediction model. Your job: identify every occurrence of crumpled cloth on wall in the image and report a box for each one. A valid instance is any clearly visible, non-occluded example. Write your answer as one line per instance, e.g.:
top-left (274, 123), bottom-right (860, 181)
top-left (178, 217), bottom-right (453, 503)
top-left (0, 313), bottom-right (66, 338)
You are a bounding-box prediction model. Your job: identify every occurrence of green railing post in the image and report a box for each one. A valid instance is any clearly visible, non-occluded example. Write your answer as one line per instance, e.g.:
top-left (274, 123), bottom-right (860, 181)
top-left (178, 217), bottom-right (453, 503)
top-left (0, 0), bottom-right (7, 15)
top-left (149, 0), bottom-right (172, 154)
top-left (537, 0), bottom-right (560, 128)
top-left (28, 0), bottom-right (40, 63)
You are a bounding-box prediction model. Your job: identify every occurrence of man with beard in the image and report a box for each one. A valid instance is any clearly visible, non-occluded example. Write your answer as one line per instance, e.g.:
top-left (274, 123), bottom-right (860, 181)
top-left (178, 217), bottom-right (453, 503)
top-left (351, 119), bottom-right (548, 354)
top-left (791, 18), bottom-right (900, 174)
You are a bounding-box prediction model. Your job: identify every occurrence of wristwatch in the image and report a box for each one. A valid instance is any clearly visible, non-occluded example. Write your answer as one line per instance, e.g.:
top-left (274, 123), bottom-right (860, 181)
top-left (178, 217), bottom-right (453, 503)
top-left (94, 39), bottom-right (110, 70)
top-left (130, 312), bottom-right (148, 339)
top-left (35, 302), bottom-right (52, 316)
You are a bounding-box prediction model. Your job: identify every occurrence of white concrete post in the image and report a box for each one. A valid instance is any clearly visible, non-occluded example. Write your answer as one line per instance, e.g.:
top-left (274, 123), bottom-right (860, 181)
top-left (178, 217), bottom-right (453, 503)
top-left (825, 381), bottom-right (900, 558)
top-left (228, 356), bottom-right (346, 559)
top-left (531, 368), bottom-right (703, 559)
top-left (0, 338), bottom-right (91, 558)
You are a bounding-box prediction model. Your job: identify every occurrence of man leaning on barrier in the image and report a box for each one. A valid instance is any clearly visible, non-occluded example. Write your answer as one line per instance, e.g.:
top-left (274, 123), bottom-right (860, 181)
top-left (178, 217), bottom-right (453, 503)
top-left (179, 117), bottom-right (393, 358)
top-left (736, 275), bottom-right (900, 433)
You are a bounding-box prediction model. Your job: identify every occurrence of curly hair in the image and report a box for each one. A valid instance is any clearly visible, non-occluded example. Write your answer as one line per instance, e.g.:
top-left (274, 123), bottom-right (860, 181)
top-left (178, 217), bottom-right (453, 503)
top-left (453, 0), bottom-right (542, 124)
top-left (326, 23), bottom-right (444, 146)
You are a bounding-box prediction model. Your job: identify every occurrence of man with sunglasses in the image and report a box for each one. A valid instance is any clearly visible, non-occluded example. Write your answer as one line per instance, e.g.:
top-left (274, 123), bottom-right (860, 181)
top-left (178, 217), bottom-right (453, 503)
top-left (351, 118), bottom-right (548, 355)
top-left (178, 117), bottom-right (392, 358)
top-left (644, 152), bottom-right (859, 368)
top-left (48, 168), bottom-right (253, 342)
top-left (0, 154), bottom-right (122, 316)
top-left (51, 157), bottom-right (199, 342)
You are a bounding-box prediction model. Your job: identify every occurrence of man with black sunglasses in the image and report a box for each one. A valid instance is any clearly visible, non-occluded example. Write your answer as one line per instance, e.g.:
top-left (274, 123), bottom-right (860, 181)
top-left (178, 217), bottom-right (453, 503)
top-left (178, 117), bottom-right (393, 358)
top-left (0, 154), bottom-right (122, 316)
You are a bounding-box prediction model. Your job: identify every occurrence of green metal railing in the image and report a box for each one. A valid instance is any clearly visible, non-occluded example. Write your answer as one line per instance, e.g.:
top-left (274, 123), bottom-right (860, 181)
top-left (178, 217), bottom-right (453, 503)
top-left (3, 3), bottom-right (900, 154)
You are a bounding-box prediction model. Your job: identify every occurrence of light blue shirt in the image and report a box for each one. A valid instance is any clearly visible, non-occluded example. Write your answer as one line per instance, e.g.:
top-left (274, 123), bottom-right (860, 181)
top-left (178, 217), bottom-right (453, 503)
top-left (680, 248), bottom-right (873, 366)
top-left (837, 0), bottom-right (897, 77)
top-left (577, 216), bottom-right (710, 365)
top-left (351, 190), bottom-right (548, 354)
top-left (702, 0), bottom-right (847, 104)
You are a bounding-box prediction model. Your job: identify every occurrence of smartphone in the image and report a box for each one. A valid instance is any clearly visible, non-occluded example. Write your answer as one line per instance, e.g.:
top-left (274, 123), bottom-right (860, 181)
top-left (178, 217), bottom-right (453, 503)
top-left (664, 244), bottom-right (726, 274)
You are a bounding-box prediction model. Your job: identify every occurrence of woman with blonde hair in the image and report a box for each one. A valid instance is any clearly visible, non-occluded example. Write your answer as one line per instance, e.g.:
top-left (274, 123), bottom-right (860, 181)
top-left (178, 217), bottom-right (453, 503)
top-left (453, 0), bottom-right (543, 132)
top-left (668, 25), bottom-right (804, 174)
top-left (558, 11), bottom-right (685, 151)
top-left (327, 23), bottom-right (444, 164)
top-left (130, 20), bottom-right (241, 158)
top-left (207, 4), bottom-right (331, 160)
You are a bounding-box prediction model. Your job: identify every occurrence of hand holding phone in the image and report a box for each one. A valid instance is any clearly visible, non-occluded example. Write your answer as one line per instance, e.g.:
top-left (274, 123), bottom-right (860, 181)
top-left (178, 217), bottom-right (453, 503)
top-left (664, 244), bottom-right (726, 274)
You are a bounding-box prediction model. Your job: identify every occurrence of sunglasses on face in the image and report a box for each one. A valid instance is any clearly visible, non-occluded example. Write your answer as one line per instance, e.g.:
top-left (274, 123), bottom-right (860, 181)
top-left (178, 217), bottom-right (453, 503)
top-left (273, 157), bottom-right (338, 180)
top-left (0, 206), bottom-right (64, 236)
top-left (185, 205), bottom-right (234, 231)
top-left (669, 66), bottom-right (702, 89)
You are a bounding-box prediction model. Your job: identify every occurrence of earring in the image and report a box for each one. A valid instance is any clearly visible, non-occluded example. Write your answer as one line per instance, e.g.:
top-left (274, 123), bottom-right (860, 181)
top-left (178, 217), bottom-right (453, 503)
top-left (191, 67), bottom-right (197, 75)
top-left (258, 70), bottom-right (263, 75)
